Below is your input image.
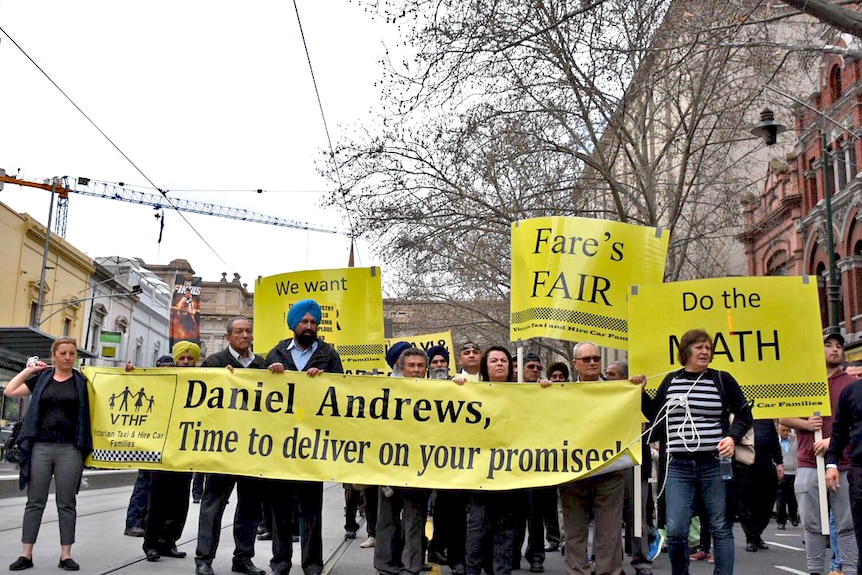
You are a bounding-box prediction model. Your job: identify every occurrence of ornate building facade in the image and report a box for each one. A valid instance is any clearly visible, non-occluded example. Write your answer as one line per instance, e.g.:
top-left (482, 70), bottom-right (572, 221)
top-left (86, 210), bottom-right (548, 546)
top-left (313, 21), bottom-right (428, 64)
top-left (740, 44), bottom-right (862, 357)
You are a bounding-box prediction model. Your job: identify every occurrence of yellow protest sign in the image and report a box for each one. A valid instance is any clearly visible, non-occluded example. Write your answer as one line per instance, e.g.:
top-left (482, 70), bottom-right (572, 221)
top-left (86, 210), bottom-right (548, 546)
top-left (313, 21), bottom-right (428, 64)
top-left (628, 276), bottom-right (830, 418)
top-left (385, 331), bottom-right (455, 377)
top-left (84, 367), bottom-right (641, 489)
top-left (510, 217), bottom-right (669, 349)
top-left (254, 268), bottom-right (386, 374)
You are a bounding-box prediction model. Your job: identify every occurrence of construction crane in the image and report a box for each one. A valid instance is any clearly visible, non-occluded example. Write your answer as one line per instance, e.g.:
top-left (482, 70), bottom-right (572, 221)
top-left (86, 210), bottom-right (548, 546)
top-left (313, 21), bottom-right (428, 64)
top-left (0, 170), bottom-right (341, 237)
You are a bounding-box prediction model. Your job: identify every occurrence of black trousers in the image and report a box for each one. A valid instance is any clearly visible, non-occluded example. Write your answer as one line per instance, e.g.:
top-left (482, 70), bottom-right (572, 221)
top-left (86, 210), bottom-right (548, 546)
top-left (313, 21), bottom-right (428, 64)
top-left (143, 470), bottom-right (192, 552)
top-left (293, 480), bottom-right (324, 575)
top-left (195, 474), bottom-right (265, 565)
top-left (737, 463), bottom-right (778, 543)
top-left (776, 473), bottom-right (798, 524)
top-left (429, 489), bottom-right (467, 568)
top-left (849, 466), bottom-right (862, 575)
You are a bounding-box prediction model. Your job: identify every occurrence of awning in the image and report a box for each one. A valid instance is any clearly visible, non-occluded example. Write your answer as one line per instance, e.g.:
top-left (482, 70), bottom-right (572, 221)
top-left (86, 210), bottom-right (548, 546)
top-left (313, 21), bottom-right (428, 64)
top-left (0, 326), bottom-right (96, 365)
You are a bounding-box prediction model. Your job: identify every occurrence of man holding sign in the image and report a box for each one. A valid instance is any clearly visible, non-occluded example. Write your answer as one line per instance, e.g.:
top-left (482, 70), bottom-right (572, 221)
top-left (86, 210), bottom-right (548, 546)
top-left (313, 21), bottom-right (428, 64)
top-left (781, 333), bottom-right (858, 575)
top-left (266, 299), bottom-right (344, 575)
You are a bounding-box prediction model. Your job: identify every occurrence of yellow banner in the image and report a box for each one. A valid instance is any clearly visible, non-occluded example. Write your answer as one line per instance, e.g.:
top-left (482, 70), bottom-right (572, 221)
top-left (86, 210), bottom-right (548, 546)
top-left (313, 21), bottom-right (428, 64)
top-left (385, 331), bottom-right (455, 377)
top-left (628, 276), bottom-right (830, 418)
top-left (84, 367), bottom-right (641, 489)
top-left (254, 268), bottom-right (386, 374)
top-left (510, 217), bottom-right (669, 349)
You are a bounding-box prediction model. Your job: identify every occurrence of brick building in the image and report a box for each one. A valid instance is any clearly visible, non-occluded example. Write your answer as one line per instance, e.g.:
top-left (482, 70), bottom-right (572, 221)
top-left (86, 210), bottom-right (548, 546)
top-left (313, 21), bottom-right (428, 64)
top-left (740, 43), bottom-right (862, 358)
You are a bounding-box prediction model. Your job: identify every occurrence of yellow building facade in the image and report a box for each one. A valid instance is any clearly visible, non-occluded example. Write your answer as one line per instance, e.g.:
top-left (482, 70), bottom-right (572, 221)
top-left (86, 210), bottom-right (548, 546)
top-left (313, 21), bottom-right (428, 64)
top-left (0, 199), bottom-right (94, 349)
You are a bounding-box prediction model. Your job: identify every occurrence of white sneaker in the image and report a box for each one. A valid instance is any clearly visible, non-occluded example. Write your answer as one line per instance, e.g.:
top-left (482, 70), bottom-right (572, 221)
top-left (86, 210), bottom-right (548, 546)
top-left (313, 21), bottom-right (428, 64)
top-left (359, 537), bottom-right (376, 548)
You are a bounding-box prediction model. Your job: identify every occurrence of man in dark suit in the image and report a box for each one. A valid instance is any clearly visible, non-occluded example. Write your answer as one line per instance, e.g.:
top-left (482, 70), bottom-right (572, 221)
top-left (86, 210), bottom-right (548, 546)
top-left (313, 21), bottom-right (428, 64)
top-left (194, 316), bottom-right (289, 575)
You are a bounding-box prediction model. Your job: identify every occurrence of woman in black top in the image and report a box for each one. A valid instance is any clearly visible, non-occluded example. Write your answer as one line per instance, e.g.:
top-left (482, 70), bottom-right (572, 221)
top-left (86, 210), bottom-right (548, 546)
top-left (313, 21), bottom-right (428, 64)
top-left (4, 336), bottom-right (92, 571)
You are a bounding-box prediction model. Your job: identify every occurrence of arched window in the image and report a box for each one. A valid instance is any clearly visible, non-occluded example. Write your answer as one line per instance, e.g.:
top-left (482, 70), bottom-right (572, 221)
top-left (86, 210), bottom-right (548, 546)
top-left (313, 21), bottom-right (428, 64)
top-left (830, 64), bottom-right (843, 101)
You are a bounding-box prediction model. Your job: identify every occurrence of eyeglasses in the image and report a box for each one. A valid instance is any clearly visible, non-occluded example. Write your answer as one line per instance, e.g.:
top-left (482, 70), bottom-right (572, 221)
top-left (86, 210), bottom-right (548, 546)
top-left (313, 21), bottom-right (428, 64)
top-left (576, 356), bottom-right (601, 363)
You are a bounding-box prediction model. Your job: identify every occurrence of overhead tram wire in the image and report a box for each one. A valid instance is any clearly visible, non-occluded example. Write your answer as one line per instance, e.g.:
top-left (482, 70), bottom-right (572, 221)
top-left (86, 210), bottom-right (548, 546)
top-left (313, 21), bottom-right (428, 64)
top-left (0, 25), bottom-right (234, 272)
top-left (292, 0), bottom-right (359, 254)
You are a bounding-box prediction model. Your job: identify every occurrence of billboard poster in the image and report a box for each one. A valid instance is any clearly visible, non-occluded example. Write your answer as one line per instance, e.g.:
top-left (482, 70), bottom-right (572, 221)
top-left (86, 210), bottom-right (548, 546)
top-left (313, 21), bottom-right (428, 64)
top-left (171, 275), bottom-right (201, 346)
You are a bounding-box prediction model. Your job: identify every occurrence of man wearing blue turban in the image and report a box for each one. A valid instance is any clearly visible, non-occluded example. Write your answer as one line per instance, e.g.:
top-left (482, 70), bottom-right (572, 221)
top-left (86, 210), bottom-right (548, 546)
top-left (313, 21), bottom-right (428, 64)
top-left (266, 299), bottom-right (343, 575)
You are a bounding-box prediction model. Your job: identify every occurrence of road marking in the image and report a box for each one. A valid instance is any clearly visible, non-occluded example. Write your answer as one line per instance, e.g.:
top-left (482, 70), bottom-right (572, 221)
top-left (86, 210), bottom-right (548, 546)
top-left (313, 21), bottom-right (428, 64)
top-left (766, 541), bottom-right (805, 551)
top-left (775, 567), bottom-right (807, 575)
top-left (772, 533), bottom-right (801, 537)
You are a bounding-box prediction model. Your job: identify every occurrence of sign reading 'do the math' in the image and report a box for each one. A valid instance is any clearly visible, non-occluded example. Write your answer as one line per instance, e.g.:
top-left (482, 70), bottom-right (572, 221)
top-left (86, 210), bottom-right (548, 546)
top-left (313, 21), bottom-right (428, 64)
top-left (510, 217), bottom-right (669, 350)
top-left (85, 368), bottom-right (641, 489)
top-left (628, 276), bottom-right (830, 419)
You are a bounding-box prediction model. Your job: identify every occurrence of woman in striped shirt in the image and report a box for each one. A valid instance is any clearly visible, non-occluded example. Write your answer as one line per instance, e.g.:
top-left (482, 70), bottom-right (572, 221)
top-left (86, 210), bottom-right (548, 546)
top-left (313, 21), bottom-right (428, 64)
top-left (642, 329), bottom-right (753, 575)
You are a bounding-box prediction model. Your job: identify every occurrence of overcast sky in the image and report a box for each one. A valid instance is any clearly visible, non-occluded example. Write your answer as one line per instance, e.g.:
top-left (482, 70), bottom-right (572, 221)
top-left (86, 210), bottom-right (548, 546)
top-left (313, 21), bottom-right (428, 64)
top-left (0, 1), bottom-right (390, 292)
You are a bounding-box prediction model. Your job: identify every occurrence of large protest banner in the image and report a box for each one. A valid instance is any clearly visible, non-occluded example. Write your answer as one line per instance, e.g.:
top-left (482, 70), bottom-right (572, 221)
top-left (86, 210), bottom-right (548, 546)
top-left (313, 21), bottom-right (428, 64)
top-left (255, 268), bottom-right (386, 374)
top-left (510, 217), bottom-right (669, 350)
top-left (84, 367), bottom-right (641, 490)
top-left (385, 331), bottom-right (455, 377)
top-left (628, 276), bottom-right (830, 419)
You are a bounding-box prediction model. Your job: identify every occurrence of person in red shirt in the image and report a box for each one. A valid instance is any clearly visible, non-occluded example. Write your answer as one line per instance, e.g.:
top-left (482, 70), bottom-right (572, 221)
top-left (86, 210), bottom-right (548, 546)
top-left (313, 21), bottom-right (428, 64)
top-left (780, 332), bottom-right (858, 575)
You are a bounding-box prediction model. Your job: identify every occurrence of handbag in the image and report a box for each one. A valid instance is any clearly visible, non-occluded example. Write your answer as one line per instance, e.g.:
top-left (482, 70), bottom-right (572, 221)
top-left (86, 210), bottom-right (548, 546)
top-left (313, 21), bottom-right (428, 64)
top-left (729, 414), bottom-right (755, 465)
top-left (3, 421), bottom-right (23, 465)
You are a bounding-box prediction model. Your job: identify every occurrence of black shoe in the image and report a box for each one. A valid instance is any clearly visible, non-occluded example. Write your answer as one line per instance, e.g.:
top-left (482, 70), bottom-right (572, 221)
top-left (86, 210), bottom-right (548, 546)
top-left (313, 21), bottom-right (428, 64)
top-left (746, 542), bottom-right (758, 552)
top-left (428, 549), bottom-right (448, 564)
top-left (9, 557), bottom-right (33, 571)
top-left (195, 563), bottom-right (215, 575)
top-left (193, 498), bottom-right (201, 504)
top-left (257, 531), bottom-right (273, 541)
top-left (756, 540), bottom-right (769, 550)
top-left (777, 523), bottom-right (786, 530)
top-left (160, 547), bottom-right (187, 558)
top-left (124, 526), bottom-right (146, 537)
top-left (145, 549), bottom-right (161, 562)
top-left (57, 558), bottom-right (80, 571)
top-left (791, 518), bottom-right (800, 527)
top-left (291, 534), bottom-right (300, 543)
top-left (544, 543), bottom-right (559, 552)
top-left (530, 561), bottom-right (545, 573)
top-left (231, 559), bottom-right (265, 575)
top-left (421, 564), bottom-right (433, 572)
top-left (344, 529), bottom-right (357, 540)
top-left (635, 568), bottom-right (654, 575)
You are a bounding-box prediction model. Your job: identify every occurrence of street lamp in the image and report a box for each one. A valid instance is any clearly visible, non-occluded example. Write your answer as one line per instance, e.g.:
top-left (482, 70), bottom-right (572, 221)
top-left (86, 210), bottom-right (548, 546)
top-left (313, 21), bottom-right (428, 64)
top-left (751, 84), bottom-right (848, 333)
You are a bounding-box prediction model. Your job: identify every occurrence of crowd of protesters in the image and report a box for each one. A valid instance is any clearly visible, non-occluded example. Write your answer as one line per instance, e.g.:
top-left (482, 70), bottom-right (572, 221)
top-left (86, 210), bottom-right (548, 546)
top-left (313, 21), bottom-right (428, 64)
top-left (6, 305), bottom-right (859, 575)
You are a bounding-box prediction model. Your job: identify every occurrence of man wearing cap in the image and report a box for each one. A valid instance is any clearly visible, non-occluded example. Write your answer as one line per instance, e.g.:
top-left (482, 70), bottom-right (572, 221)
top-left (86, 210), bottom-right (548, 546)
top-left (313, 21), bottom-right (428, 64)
top-left (123, 356), bottom-right (175, 539)
top-left (142, 342), bottom-right (199, 562)
top-left (387, 341), bottom-right (412, 376)
top-left (458, 342), bottom-right (482, 381)
top-left (195, 317), bottom-right (270, 575)
top-left (781, 332), bottom-right (858, 575)
top-left (266, 299), bottom-right (343, 575)
top-left (425, 345), bottom-right (466, 574)
top-left (517, 352), bottom-right (555, 573)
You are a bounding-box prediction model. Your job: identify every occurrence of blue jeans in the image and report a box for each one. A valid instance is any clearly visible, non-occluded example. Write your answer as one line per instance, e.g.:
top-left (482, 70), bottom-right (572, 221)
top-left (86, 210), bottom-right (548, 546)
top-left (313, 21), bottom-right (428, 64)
top-left (665, 455), bottom-right (734, 575)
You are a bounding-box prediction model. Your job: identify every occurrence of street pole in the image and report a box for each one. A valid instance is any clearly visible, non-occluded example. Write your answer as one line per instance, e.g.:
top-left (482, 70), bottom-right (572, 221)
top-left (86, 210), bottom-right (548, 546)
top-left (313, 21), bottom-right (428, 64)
top-left (34, 179), bottom-right (57, 328)
top-left (821, 127), bottom-right (841, 332)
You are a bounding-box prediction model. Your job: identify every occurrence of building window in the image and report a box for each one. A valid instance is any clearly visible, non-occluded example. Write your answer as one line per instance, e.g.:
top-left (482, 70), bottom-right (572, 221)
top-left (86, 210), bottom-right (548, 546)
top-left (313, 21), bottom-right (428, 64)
top-left (807, 159), bottom-right (818, 208)
top-left (29, 303), bottom-right (38, 327)
top-left (835, 138), bottom-right (857, 192)
top-left (830, 64), bottom-right (843, 101)
top-left (63, 318), bottom-right (72, 336)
